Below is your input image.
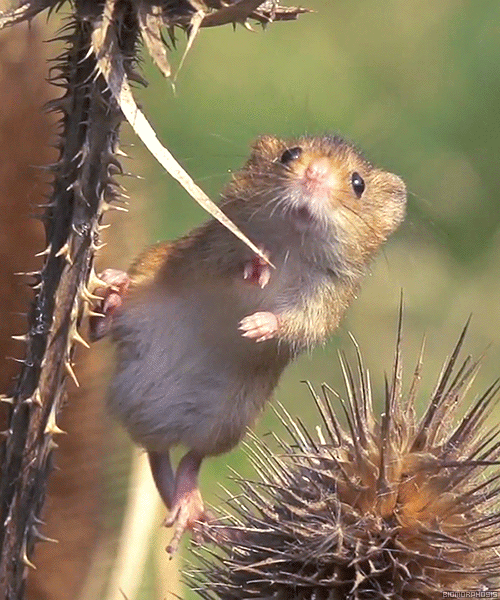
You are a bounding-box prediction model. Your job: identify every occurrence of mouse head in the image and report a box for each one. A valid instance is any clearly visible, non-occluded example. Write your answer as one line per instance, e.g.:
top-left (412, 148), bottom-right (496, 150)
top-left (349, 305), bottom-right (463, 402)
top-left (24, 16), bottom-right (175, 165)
top-left (229, 134), bottom-right (406, 257)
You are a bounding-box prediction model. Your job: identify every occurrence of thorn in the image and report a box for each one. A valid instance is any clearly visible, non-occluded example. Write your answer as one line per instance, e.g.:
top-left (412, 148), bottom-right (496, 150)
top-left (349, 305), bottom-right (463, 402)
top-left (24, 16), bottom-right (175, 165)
top-left (44, 406), bottom-right (66, 435)
top-left (22, 549), bottom-right (36, 570)
top-left (115, 148), bottom-right (129, 158)
top-left (103, 202), bottom-right (128, 213)
top-left (65, 360), bottom-right (80, 388)
top-left (80, 44), bottom-right (94, 63)
top-left (88, 269), bottom-right (109, 290)
top-left (32, 515), bottom-right (45, 526)
top-left (12, 334), bottom-right (28, 342)
top-left (8, 357), bottom-right (27, 364)
top-left (92, 242), bottom-right (107, 252)
top-left (26, 390), bottom-right (42, 407)
top-left (0, 429), bottom-right (12, 438)
top-left (108, 204), bottom-right (128, 212)
top-left (98, 223), bottom-right (111, 230)
top-left (55, 242), bottom-right (73, 265)
top-left (80, 286), bottom-right (101, 303)
top-left (35, 244), bottom-right (51, 257)
top-left (32, 526), bottom-right (58, 544)
top-left (14, 270), bottom-right (41, 277)
top-left (86, 310), bottom-right (105, 319)
top-left (72, 328), bottom-right (90, 349)
top-left (0, 395), bottom-right (14, 404)
top-left (55, 242), bottom-right (68, 257)
top-left (316, 425), bottom-right (326, 445)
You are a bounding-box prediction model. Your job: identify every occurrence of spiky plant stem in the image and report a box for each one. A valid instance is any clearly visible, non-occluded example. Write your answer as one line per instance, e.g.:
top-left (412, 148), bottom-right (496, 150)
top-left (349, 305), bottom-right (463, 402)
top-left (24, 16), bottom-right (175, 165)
top-left (0, 6), bottom-right (135, 596)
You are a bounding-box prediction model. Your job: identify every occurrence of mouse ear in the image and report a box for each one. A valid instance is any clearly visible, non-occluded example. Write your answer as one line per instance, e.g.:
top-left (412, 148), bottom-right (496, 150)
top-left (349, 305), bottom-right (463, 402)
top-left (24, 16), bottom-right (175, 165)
top-left (249, 135), bottom-right (284, 163)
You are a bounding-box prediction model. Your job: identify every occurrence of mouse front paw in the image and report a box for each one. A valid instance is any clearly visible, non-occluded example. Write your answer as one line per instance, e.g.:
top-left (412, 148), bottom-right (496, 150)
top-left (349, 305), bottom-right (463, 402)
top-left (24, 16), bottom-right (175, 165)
top-left (242, 246), bottom-right (271, 289)
top-left (239, 311), bottom-right (279, 342)
top-left (88, 268), bottom-right (130, 341)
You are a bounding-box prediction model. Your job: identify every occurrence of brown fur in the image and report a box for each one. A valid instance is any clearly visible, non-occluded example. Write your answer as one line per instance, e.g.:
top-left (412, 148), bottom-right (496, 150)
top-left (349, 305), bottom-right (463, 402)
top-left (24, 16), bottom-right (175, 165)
top-left (109, 134), bottom-right (406, 458)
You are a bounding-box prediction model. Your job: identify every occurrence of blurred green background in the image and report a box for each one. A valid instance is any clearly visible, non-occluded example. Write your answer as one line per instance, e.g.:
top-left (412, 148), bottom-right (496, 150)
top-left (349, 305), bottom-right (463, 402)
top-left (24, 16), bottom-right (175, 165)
top-left (114, 1), bottom-right (500, 595)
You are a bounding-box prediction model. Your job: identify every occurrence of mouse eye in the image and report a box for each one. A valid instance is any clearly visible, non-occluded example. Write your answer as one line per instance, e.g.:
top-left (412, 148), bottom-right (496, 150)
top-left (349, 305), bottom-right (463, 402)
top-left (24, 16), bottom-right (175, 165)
top-left (279, 146), bottom-right (302, 165)
top-left (351, 172), bottom-right (365, 198)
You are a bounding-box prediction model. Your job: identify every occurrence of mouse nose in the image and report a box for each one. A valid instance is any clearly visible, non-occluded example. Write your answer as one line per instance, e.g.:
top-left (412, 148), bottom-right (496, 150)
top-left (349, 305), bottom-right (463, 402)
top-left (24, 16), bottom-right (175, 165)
top-left (304, 157), bottom-right (332, 182)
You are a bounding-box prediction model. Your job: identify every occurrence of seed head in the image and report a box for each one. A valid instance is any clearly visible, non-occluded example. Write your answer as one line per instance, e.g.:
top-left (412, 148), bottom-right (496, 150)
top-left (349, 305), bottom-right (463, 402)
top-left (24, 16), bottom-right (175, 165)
top-left (193, 316), bottom-right (500, 600)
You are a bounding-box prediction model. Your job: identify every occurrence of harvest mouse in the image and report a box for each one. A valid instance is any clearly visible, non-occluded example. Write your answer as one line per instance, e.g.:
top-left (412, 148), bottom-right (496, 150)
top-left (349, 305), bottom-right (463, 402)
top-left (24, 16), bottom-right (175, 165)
top-left (89, 134), bottom-right (406, 551)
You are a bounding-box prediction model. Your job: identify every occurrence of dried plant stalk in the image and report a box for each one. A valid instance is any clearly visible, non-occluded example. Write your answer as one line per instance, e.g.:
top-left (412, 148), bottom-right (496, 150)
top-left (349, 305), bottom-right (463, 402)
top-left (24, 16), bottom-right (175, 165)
top-left (0, 10), bottom-right (129, 598)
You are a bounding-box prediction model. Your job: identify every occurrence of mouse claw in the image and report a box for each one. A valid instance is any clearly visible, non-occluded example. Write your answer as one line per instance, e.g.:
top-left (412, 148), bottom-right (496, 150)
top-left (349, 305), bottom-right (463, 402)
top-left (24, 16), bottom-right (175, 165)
top-left (239, 311), bottom-right (279, 342)
top-left (258, 266), bottom-right (271, 289)
top-left (88, 269), bottom-right (130, 341)
top-left (242, 247), bottom-right (271, 288)
top-left (164, 487), bottom-right (207, 554)
top-left (165, 524), bottom-right (184, 556)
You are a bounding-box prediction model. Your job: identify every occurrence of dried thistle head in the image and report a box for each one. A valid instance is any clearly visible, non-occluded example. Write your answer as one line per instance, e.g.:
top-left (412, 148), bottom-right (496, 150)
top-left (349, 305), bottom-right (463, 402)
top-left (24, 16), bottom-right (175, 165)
top-left (194, 316), bottom-right (500, 599)
top-left (0, 0), bottom-right (311, 74)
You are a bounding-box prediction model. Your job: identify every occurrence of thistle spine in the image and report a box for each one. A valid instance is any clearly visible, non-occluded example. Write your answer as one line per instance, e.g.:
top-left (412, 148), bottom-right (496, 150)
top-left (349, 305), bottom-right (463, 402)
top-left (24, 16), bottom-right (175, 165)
top-left (193, 319), bottom-right (500, 600)
top-left (0, 9), bottom-right (133, 595)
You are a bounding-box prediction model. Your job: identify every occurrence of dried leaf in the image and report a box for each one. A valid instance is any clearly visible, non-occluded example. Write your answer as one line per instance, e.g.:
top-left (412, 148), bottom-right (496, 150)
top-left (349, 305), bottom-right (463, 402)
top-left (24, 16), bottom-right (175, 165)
top-left (198, 0), bottom-right (313, 28)
top-left (200, 0), bottom-right (265, 27)
top-left (253, 6), bottom-right (313, 24)
top-left (174, 6), bottom-right (204, 81)
top-left (138, 1), bottom-right (171, 78)
top-left (92, 0), bottom-right (272, 266)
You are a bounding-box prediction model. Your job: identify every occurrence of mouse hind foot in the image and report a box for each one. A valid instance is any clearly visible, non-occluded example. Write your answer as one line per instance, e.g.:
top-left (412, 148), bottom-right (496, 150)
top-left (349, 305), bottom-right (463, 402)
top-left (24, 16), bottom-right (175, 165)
top-left (162, 450), bottom-right (208, 553)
